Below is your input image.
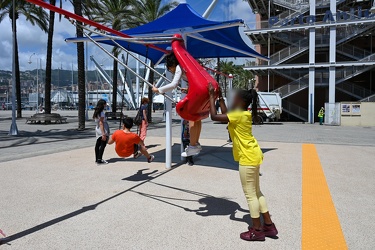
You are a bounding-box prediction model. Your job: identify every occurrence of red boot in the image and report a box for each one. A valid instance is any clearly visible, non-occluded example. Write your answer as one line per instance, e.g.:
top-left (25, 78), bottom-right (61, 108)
top-left (263, 223), bottom-right (278, 238)
top-left (240, 227), bottom-right (265, 241)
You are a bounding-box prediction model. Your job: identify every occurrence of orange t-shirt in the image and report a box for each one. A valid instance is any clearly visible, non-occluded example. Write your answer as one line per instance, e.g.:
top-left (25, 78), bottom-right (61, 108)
top-left (111, 130), bottom-right (141, 158)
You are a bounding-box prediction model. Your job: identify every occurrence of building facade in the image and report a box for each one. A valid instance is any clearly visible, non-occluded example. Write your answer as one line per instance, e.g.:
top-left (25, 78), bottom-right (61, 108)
top-left (245, 0), bottom-right (375, 122)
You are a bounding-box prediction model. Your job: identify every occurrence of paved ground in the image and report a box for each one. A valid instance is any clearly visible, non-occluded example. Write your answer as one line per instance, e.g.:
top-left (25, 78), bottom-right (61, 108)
top-left (0, 110), bottom-right (374, 249)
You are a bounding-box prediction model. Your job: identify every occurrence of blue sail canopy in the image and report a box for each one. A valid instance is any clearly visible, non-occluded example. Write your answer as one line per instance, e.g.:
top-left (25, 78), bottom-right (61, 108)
top-left (66, 3), bottom-right (267, 63)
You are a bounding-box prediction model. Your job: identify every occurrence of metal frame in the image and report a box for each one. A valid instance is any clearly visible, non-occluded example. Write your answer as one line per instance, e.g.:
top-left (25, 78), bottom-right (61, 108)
top-left (79, 26), bottom-right (175, 103)
top-left (245, 18), bottom-right (375, 34)
top-left (187, 33), bottom-right (269, 60)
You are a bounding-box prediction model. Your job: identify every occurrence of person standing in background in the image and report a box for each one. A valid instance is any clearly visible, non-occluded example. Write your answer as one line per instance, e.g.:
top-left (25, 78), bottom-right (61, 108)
top-left (93, 99), bottom-right (110, 164)
top-left (318, 107), bottom-right (325, 125)
top-left (139, 97), bottom-right (149, 142)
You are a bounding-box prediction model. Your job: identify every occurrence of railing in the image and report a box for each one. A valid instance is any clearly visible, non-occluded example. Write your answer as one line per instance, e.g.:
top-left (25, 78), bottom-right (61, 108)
top-left (272, 53), bottom-right (375, 98)
top-left (336, 82), bottom-right (374, 99)
top-left (273, 76), bottom-right (309, 98)
top-left (269, 39), bottom-right (309, 65)
top-left (361, 94), bottom-right (375, 102)
top-left (337, 44), bottom-right (372, 60)
top-left (273, 32), bottom-right (306, 44)
top-left (282, 100), bottom-right (308, 121)
top-left (273, 0), bottom-right (309, 11)
top-left (337, 24), bottom-right (375, 44)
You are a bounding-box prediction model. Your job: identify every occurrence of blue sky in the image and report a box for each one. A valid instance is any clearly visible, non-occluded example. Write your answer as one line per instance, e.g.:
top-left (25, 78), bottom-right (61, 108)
top-left (0, 0), bottom-right (255, 71)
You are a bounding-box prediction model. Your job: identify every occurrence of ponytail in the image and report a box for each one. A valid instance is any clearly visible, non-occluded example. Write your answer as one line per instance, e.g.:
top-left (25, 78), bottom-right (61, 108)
top-left (250, 89), bottom-right (258, 119)
top-left (237, 88), bottom-right (259, 121)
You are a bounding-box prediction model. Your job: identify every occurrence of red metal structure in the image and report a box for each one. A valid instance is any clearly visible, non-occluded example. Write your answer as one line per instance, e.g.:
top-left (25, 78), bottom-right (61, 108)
top-left (172, 35), bottom-right (219, 121)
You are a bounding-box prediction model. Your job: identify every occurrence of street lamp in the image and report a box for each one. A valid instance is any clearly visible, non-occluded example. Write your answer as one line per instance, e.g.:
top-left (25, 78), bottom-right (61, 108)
top-left (28, 53), bottom-right (39, 112)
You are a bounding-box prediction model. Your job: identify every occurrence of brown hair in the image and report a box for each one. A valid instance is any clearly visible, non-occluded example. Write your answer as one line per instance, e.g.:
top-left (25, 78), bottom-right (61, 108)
top-left (141, 97), bottom-right (149, 104)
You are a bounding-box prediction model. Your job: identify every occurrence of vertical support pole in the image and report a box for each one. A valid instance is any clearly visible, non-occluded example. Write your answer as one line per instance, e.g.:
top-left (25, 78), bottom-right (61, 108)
top-left (72, 62), bottom-right (74, 104)
top-left (308, 0), bottom-right (316, 124)
top-left (85, 41), bottom-right (89, 120)
top-left (267, 0), bottom-right (271, 92)
top-left (165, 70), bottom-right (173, 169)
top-left (329, 0), bottom-right (336, 107)
top-left (180, 79), bottom-right (187, 161)
top-left (9, 0), bottom-right (18, 135)
top-left (136, 54), bottom-right (140, 106)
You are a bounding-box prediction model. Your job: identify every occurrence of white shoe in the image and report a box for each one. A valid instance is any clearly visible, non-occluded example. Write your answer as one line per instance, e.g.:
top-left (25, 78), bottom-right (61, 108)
top-left (181, 145), bottom-right (201, 157)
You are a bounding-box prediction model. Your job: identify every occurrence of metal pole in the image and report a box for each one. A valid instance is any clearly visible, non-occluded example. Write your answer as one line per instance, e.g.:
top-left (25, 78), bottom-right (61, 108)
top-left (136, 54), bottom-right (140, 106)
top-left (165, 70), bottom-right (173, 169)
top-left (308, 0), bottom-right (316, 124)
top-left (9, 0), bottom-right (18, 135)
top-left (267, 0), bottom-right (271, 92)
top-left (328, 0), bottom-right (336, 109)
top-left (85, 41), bottom-right (89, 120)
top-left (71, 62), bottom-right (74, 105)
top-left (36, 58), bottom-right (39, 112)
top-left (203, 0), bottom-right (220, 18)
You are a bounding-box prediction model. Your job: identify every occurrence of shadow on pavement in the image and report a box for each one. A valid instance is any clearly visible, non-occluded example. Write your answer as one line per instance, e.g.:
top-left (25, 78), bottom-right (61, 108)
top-left (0, 162), bottom-right (182, 245)
top-left (0, 142), bottom-right (277, 245)
top-left (106, 143), bottom-right (277, 171)
top-left (122, 169), bottom-right (158, 182)
top-left (131, 181), bottom-right (252, 227)
top-left (0, 129), bottom-right (94, 149)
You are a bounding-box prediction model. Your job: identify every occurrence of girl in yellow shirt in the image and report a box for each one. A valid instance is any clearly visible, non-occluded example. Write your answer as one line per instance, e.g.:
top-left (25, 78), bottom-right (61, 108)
top-left (208, 84), bottom-right (278, 242)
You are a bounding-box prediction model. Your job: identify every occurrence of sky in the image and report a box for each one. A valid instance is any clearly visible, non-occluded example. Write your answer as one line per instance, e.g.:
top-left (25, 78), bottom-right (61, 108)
top-left (0, 0), bottom-right (255, 72)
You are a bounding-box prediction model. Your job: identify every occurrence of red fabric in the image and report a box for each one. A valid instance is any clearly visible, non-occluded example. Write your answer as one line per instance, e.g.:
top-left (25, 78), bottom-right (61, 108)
top-left (112, 130), bottom-right (141, 158)
top-left (172, 34), bottom-right (219, 121)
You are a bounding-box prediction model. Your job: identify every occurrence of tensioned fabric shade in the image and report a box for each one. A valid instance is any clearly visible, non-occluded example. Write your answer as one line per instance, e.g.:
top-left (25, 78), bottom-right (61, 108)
top-left (65, 3), bottom-right (268, 63)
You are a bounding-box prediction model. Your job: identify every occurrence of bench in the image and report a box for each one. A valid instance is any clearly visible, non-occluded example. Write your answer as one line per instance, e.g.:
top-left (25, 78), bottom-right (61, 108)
top-left (105, 112), bottom-right (124, 120)
top-left (26, 113), bottom-right (67, 124)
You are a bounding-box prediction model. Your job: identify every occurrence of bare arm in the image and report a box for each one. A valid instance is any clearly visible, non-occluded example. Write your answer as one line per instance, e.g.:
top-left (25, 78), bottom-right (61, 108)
top-left (209, 84), bottom-right (229, 122)
top-left (108, 136), bottom-right (115, 145)
top-left (99, 116), bottom-right (107, 141)
top-left (142, 109), bottom-right (148, 124)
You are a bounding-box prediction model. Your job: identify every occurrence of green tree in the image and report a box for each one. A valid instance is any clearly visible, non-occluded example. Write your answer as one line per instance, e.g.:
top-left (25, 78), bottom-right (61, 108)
top-left (128, 0), bottom-right (178, 121)
top-left (217, 60), bottom-right (235, 96)
top-left (86, 0), bottom-right (132, 113)
top-left (0, 0), bottom-right (48, 118)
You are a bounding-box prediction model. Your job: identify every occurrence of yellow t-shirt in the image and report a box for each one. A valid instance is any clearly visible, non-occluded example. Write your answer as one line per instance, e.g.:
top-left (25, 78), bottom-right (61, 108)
top-left (227, 110), bottom-right (263, 166)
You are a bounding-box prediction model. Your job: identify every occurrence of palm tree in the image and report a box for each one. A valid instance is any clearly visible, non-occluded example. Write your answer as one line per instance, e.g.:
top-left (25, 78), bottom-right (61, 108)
top-left (72, 0), bottom-right (86, 130)
top-left (0, 0), bottom-right (48, 118)
top-left (85, 0), bottom-right (132, 113)
top-left (128, 0), bottom-right (178, 121)
top-left (44, 0), bottom-right (56, 115)
top-left (217, 60), bottom-right (235, 96)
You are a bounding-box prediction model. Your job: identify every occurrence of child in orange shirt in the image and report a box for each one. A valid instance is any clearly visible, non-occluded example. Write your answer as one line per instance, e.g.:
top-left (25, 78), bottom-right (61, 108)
top-left (108, 117), bottom-right (154, 163)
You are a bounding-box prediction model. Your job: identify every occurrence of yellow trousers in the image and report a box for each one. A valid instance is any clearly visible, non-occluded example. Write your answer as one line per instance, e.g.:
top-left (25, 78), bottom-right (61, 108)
top-left (239, 165), bottom-right (269, 218)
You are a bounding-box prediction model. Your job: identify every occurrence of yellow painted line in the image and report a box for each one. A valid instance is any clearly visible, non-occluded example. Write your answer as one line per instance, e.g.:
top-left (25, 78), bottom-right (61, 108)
top-left (302, 144), bottom-right (347, 250)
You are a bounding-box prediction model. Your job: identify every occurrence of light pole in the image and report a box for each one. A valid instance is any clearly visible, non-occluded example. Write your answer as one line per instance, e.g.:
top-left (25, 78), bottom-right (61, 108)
top-left (9, 0), bottom-right (18, 135)
top-left (28, 53), bottom-right (39, 112)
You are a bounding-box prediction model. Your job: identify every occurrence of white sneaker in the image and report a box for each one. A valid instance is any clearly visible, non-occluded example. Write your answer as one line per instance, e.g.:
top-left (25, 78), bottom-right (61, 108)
top-left (96, 159), bottom-right (108, 165)
top-left (181, 145), bottom-right (201, 157)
